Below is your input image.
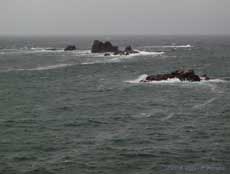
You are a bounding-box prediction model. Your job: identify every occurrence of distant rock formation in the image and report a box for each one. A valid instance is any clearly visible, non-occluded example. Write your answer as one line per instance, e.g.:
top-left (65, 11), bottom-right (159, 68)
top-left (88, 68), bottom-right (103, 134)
top-left (141, 69), bottom-right (210, 82)
top-left (91, 40), bottom-right (119, 53)
top-left (104, 53), bottom-right (111, 56)
top-left (124, 46), bottom-right (139, 55)
top-left (91, 40), bottom-right (139, 55)
top-left (64, 45), bottom-right (77, 51)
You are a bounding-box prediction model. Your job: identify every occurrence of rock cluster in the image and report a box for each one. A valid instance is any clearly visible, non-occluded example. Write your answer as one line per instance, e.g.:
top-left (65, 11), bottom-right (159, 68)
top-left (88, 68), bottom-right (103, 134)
top-left (141, 69), bottom-right (210, 82)
top-left (91, 40), bottom-right (119, 53)
top-left (64, 45), bottom-right (77, 51)
top-left (91, 40), bottom-right (139, 56)
top-left (124, 46), bottom-right (139, 54)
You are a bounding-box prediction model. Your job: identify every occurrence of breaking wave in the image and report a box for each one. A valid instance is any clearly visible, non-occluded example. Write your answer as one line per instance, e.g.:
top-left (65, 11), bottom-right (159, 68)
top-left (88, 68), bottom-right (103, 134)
top-left (126, 75), bottom-right (181, 84)
top-left (81, 50), bottom-right (164, 65)
top-left (0, 47), bottom-right (65, 55)
top-left (84, 50), bottom-right (163, 57)
top-left (27, 63), bottom-right (74, 71)
top-left (0, 47), bottom-right (164, 58)
top-left (126, 74), bottom-right (227, 84)
top-left (132, 50), bottom-right (164, 56)
top-left (0, 49), bottom-right (164, 72)
top-left (143, 44), bottom-right (192, 48)
top-left (30, 47), bottom-right (64, 53)
top-left (125, 74), bottom-right (148, 83)
top-left (4, 63), bottom-right (75, 72)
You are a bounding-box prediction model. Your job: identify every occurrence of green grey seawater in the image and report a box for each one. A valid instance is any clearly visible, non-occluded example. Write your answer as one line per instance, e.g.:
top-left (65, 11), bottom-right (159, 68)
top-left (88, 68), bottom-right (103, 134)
top-left (0, 36), bottom-right (229, 174)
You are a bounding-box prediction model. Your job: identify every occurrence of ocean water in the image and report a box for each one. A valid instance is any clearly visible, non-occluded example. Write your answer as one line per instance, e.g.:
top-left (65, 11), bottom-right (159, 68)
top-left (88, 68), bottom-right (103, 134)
top-left (0, 35), bottom-right (229, 174)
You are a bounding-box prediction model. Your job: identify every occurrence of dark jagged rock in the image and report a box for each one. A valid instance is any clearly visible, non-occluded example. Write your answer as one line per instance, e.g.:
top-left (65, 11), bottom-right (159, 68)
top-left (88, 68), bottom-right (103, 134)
top-left (64, 45), bottom-right (76, 51)
top-left (124, 46), bottom-right (139, 54)
top-left (91, 40), bottom-right (139, 56)
top-left (141, 69), bottom-right (210, 82)
top-left (91, 40), bottom-right (119, 53)
top-left (124, 46), bottom-right (133, 52)
top-left (104, 53), bottom-right (111, 56)
top-left (171, 69), bottom-right (201, 81)
top-left (146, 74), bottom-right (174, 81)
top-left (113, 50), bottom-right (125, 55)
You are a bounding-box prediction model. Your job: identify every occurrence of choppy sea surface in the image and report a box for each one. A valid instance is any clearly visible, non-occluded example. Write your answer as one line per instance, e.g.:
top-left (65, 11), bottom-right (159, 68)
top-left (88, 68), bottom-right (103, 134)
top-left (0, 35), bottom-right (229, 174)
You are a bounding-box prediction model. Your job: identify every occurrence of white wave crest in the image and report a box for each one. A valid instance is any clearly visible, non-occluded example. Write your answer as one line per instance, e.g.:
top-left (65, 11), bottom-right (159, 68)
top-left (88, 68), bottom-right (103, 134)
top-left (0, 47), bottom-right (65, 54)
top-left (74, 50), bottom-right (92, 56)
top-left (130, 50), bottom-right (164, 57)
top-left (205, 79), bottom-right (226, 83)
top-left (125, 74), bottom-right (148, 83)
top-left (126, 75), bottom-right (181, 84)
top-left (5, 63), bottom-right (74, 72)
top-left (143, 44), bottom-right (192, 48)
top-left (86, 50), bottom-right (164, 58)
top-left (29, 47), bottom-right (67, 53)
top-left (192, 98), bottom-right (216, 109)
top-left (161, 113), bottom-right (175, 121)
top-left (28, 63), bottom-right (74, 70)
top-left (80, 50), bottom-right (164, 65)
top-left (126, 74), bottom-right (227, 84)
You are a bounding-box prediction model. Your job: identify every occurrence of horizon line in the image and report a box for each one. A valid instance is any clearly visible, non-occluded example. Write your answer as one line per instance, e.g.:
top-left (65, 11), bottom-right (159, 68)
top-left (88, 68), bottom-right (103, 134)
top-left (1, 33), bottom-right (230, 38)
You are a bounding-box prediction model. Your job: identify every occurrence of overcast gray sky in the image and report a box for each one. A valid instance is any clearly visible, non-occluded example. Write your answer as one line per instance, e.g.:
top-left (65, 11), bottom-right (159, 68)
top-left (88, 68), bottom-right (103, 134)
top-left (0, 0), bottom-right (230, 35)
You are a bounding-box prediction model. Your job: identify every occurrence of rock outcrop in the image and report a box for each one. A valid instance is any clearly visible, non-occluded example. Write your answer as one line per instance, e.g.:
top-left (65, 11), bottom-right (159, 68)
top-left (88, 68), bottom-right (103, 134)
top-left (64, 45), bottom-right (77, 51)
top-left (141, 69), bottom-right (210, 82)
top-left (91, 40), bottom-right (119, 53)
top-left (124, 46), bottom-right (139, 55)
top-left (91, 40), bottom-right (139, 55)
top-left (104, 53), bottom-right (111, 56)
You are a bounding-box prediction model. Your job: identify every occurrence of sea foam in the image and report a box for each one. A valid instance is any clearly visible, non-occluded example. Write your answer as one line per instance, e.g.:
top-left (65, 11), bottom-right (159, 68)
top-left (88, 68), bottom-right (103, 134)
top-left (126, 74), bottom-right (227, 84)
top-left (4, 63), bottom-right (74, 72)
top-left (126, 75), bottom-right (181, 84)
top-left (0, 47), bottom-right (65, 55)
top-left (27, 63), bottom-right (74, 70)
top-left (87, 50), bottom-right (164, 58)
top-left (80, 50), bottom-right (164, 65)
top-left (143, 44), bottom-right (192, 48)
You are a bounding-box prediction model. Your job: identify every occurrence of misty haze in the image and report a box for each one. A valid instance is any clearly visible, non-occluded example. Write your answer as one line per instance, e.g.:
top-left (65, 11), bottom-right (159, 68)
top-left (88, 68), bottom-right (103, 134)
top-left (0, 0), bottom-right (230, 35)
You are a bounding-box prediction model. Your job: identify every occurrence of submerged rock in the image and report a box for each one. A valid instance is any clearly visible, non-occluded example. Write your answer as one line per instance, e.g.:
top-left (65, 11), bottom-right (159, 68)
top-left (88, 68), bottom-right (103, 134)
top-left (141, 69), bottom-right (210, 82)
top-left (64, 45), bottom-right (77, 51)
top-left (113, 50), bottom-right (125, 55)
